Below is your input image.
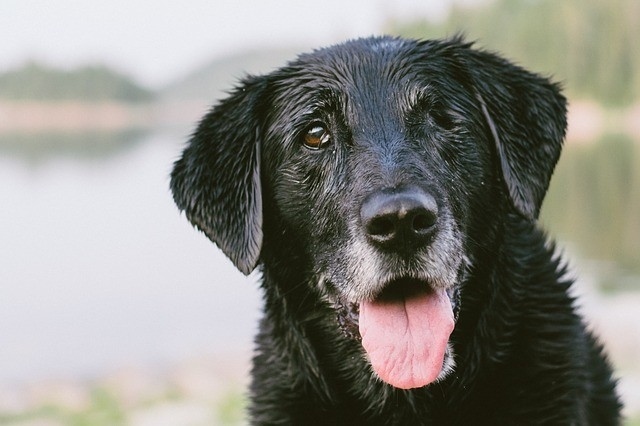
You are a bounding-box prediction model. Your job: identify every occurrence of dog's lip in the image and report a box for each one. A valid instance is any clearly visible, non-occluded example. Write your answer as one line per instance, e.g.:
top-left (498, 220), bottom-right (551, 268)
top-left (336, 275), bottom-right (457, 307)
top-left (368, 277), bottom-right (434, 303)
top-left (368, 277), bottom-right (458, 314)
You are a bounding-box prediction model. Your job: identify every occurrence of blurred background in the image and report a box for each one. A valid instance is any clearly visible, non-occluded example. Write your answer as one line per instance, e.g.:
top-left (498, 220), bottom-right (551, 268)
top-left (1, 0), bottom-right (638, 424)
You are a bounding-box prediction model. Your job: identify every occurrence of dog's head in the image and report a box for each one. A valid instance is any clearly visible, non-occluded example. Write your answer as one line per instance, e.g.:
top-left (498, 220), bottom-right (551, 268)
top-left (171, 37), bottom-right (566, 389)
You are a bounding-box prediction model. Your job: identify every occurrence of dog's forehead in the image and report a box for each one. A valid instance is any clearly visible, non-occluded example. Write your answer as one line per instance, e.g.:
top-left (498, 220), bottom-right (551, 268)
top-left (270, 38), bottom-right (454, 121)
top-left (291, 38), bottom-right (421, 91)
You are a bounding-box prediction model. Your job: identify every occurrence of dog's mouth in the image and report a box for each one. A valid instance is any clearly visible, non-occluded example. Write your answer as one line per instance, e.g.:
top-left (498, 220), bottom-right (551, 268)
top-left (335, 278), bottom-right (458, 390)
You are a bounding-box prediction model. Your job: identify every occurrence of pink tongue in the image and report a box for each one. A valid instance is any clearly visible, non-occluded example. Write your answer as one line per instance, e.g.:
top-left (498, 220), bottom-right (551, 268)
top-left (359, 287), bottom-right (454, 389)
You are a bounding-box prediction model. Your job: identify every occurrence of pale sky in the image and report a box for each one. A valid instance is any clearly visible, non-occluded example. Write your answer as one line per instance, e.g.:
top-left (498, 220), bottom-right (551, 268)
top-left (1, 0), bottom-right (467, 88)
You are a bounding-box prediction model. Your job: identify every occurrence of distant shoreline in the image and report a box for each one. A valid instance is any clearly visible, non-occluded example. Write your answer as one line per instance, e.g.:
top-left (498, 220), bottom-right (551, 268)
top-left (566, 101), bottom-right (640, 143)
top-left (0, 101), bottom-right (155, 133)
top-left (1, 99), bottom-right (638, 142)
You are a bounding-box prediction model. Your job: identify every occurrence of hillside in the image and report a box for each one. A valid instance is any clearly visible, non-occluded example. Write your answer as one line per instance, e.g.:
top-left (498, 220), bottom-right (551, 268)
top-left (0, 62), bottom-right (154, 103)
top-left (160, 48), bottom-right (302, 103)
top-left (388, 0), bottom-right (640, 107)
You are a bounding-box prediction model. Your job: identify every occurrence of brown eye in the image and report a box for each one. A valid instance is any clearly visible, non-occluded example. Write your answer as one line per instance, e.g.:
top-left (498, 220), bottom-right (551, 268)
top-left (303, 124), bottom-right (331, 149)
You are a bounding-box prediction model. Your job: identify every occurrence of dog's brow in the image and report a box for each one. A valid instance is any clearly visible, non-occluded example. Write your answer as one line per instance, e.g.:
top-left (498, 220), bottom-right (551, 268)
top-left (293, 87), bottom-right (342, 111)
top-left (403, 85), bottom-right (444, 115)
top-left (407, 85), bottom-right (436, 106)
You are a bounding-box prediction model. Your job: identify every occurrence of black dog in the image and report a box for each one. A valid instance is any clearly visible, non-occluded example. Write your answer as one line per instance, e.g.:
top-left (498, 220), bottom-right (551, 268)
top-left (171, 37), bottom-right (621, 424)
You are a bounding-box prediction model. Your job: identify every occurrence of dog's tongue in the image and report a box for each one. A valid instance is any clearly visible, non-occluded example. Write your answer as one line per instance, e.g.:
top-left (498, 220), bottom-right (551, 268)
top-left (359, 287), bottom-right (454, 389)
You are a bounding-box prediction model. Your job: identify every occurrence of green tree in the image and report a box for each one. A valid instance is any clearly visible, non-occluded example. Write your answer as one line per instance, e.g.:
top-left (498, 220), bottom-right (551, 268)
top-left (0, 62), bottom-right (154, 102)
top-left (388, 0), bottom-right (640, 106)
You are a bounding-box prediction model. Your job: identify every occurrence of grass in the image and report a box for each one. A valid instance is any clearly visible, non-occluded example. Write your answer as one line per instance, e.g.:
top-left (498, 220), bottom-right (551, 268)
top-left (0, 385), bottom-right (247, 426)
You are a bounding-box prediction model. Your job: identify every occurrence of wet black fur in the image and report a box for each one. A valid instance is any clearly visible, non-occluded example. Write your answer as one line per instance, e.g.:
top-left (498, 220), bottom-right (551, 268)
top-left (171, 37), bottom-right (621, 424)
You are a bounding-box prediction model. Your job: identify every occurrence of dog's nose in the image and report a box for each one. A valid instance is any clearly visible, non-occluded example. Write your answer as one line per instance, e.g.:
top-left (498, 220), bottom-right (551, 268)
top-left (361, 186), bottom-right (438, 252)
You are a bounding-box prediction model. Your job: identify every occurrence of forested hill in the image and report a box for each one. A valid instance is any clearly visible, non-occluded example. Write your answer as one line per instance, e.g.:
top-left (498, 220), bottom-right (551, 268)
top-left (0, 62), bottom-right (154, 103)
top-left (388, 0), bottom-right (640, 107)
top-left (2, 0), bottom-right (637, 108)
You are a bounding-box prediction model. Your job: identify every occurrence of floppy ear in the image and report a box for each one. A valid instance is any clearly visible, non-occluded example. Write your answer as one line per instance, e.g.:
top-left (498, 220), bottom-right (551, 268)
top-left (462, 46), bottom-right (567, 220)
top-left (170, 76), bottom-right (267, 275)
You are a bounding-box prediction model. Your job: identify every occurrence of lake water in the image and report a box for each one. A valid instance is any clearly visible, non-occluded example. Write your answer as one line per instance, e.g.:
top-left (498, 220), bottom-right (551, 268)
top-left (2, 131), bottom-right (639, 415)
top-left (0, 132), bottom-right (262, 383)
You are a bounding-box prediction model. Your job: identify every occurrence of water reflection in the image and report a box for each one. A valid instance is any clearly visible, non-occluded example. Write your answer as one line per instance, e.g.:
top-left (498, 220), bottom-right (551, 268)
top-left (0, 131), bottom-right (261, 383)
top-left (541, 134), bottom-right (640, 283)
top-left (0, 129), bottom-right (150, 163)
top-left (0, 129), bottom-right (637, 386)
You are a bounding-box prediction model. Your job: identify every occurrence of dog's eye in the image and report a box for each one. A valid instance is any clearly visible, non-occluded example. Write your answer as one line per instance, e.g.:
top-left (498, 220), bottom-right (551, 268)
top-left (303, 124), bottom-right (331, 150)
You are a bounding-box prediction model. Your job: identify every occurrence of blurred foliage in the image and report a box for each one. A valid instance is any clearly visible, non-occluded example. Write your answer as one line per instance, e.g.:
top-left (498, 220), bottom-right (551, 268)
top-left (0, 387), bottom-right (126, 426)
top-left (0, 62), bottom-right (154, 102)
top-left (0, 385), bottom-right (245, 426)
top-left (388, 0), bottom-right (640, 106)
top-left (541, 134), bottom-right (640, 275)
top-left (216, 389), bottom-right (247, 425)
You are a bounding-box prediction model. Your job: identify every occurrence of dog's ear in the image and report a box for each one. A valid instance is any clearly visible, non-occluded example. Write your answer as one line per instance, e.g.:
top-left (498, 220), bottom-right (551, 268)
top-left (460, 46), bottom-right (567, 220)
top-left (170, 76), bottom-right (267, 275)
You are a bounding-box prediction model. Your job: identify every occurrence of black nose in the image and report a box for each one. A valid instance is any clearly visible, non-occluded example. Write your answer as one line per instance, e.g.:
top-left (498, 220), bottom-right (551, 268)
top-left (360, 186), bottom-right (438, 252)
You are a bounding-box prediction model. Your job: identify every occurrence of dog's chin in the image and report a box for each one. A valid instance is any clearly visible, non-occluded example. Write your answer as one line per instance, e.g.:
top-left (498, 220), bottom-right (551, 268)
top-left (333, 277), bottom-right (459, 389)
